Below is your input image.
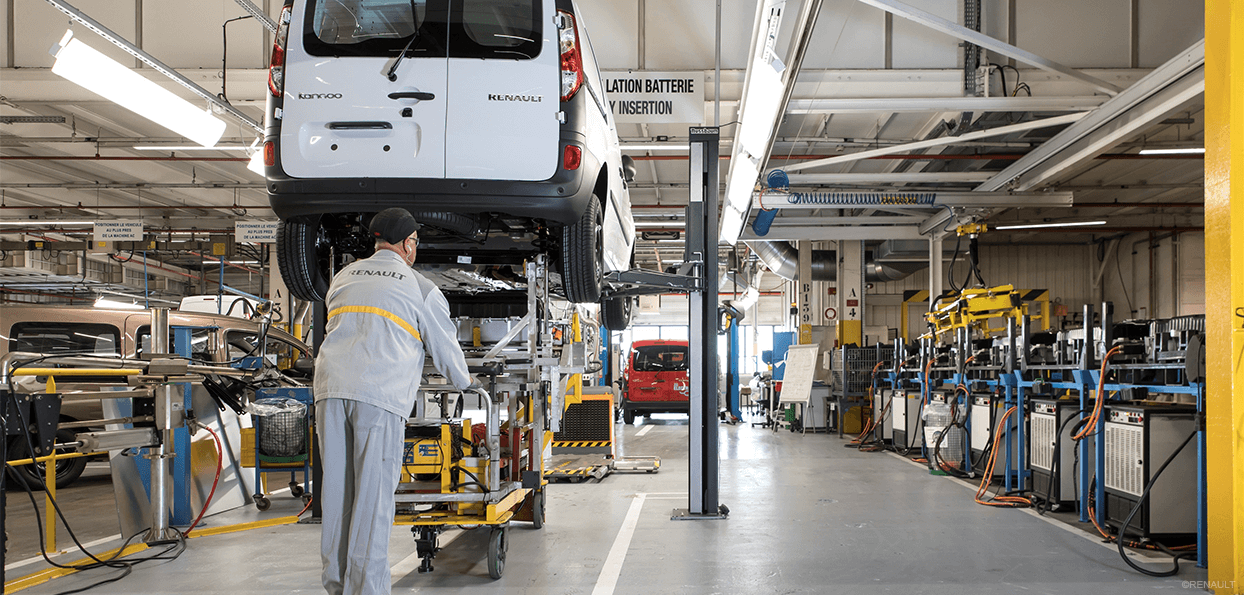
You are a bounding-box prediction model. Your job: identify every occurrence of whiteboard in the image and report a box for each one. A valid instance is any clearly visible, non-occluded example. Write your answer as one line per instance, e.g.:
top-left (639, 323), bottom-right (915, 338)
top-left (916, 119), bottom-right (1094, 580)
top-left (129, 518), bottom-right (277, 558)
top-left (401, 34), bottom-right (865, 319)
top-left (778, 344), bottom-right (821, 404)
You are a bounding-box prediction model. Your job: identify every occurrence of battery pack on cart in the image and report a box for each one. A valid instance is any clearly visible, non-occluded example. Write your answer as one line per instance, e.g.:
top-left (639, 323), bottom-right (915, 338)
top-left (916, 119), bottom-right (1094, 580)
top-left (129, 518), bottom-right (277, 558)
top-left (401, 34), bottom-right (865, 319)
top-left (402, 423), bottom-right (465, 478)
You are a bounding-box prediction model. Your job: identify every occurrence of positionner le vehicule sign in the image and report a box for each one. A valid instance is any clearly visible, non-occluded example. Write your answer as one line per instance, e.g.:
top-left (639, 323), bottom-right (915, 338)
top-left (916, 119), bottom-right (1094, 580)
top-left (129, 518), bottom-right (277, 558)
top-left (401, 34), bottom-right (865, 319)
top-left (234, 221), bottom-right (280, 243)
top-left (93, 220), bottom-right (143, 242)
top-left (602, 71), bottom-right (705, 125)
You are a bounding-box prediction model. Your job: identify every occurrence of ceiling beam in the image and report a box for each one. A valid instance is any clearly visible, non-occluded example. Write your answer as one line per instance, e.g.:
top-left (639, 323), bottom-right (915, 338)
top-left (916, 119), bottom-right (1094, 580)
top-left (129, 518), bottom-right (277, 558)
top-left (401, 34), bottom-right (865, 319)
top-left (44, 0), bottom-right (262, 132)
top-left (780, 113), bottom-right (1086, 173)
top-left (720, 0), bottom-right (824, 245)
top-left (785, 95), bottom-right (1107, 114)
top-left (785, 172), bottom-right (995, 184)
top-left (739, 225), bottom-right (925, 241)
top-left (975, 39), bottom-right (1206, 193)
top-left (854, 0), bottom-right (1122, 95)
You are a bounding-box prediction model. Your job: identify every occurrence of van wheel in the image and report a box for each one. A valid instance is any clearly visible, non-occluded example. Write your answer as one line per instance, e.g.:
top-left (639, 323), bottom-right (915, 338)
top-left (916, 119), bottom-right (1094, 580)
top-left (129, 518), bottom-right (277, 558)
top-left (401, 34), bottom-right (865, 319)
top-left (601, 295), bottom-right (634, 331)
top-left (623, 409), bottom-right (636, 425)
top-left (277, 217), bottom-right (331, 302)
top-left (561, 197), bottom-right (603, 304)
top-left (6, 429), bottom-right (88, 491)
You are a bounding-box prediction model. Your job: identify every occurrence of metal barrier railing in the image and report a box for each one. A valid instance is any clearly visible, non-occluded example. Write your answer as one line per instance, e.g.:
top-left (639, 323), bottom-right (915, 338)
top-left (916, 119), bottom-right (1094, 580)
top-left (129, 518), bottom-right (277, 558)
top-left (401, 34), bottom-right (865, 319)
top-left (6, 447), bottom-right (104, 552)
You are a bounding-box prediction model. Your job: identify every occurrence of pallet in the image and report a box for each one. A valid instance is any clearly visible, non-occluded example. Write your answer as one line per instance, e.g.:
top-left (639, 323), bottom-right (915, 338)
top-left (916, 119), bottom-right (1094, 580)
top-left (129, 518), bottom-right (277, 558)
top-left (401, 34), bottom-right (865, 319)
top-left (544, 454), bottom-right (612, 483)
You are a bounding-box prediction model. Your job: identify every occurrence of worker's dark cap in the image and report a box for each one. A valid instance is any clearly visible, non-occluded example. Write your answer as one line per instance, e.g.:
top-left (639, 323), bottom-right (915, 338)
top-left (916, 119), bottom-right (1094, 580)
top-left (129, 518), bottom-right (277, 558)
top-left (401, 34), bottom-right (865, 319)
top-left (369, 208), bottom-right (421, 244)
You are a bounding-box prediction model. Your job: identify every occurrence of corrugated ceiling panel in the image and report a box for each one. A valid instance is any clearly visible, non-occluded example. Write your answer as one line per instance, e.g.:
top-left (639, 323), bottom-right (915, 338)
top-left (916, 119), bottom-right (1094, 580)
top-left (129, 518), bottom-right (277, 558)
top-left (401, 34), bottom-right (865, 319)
top-left (1015, 0), bottom-right (1129, 69)
top-left (144, 0), bottom-right (264, 69)
top-left (16, 0), bottom-right (137, 68)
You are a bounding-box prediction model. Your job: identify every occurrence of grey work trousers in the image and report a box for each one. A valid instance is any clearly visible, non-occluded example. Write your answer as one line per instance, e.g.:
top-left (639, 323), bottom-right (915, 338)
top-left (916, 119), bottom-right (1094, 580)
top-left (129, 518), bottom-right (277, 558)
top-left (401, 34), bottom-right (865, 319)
top-left (317, 398), bottom-right (404, 595)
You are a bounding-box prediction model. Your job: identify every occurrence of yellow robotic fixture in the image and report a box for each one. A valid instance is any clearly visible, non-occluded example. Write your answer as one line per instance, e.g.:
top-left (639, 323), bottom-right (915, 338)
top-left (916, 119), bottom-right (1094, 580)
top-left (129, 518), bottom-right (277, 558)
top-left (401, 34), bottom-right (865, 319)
top-left (956, 222), bottom-right (988, 236)
top-left (923, 284), bottom-right (1051, 340)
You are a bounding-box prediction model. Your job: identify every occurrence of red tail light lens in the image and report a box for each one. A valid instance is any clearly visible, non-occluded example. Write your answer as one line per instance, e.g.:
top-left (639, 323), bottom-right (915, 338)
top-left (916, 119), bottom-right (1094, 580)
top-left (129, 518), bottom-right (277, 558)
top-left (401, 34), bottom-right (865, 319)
top-left (268, 6), bottom-right (291, 97)
top-left (563, 145), bottom-right (582, 171)
top-left (263, 141), bottom-right (276, 166)
top-left (557, 10), bottom-right (584, 101)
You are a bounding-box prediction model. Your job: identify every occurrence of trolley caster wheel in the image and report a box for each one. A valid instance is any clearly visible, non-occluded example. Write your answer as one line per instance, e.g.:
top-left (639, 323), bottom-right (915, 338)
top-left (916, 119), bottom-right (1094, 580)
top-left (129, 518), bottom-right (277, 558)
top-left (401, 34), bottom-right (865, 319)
top-left (531, 490), bottom-right (545, 530)
top-left (301, 494), bottom-right (313, 506)
top-left (254, 495), bottom-right (271, 511)
top-left (290, 483), bottom-right (305, 498)
top-left (487, 527), bottom-right (507, 579)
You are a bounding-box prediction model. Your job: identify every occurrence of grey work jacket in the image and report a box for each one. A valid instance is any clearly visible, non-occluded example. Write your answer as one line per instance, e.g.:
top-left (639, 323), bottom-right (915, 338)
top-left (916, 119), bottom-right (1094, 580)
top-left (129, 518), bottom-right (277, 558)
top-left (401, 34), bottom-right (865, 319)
top-left (313, 250), bottom-right (472, 418)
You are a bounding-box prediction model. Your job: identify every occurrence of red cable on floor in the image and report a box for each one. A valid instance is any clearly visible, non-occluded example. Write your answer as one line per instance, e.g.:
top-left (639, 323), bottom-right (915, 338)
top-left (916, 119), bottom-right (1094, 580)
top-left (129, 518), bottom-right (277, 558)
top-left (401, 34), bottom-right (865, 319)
top-left (185, 425), bottom-right (223, 537)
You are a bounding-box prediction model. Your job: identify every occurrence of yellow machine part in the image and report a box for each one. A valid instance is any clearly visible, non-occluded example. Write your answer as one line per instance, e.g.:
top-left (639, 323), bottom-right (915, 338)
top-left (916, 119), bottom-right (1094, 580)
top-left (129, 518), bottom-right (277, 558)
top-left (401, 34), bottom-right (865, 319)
top-left (923, 284), bottom-right (1049, 340)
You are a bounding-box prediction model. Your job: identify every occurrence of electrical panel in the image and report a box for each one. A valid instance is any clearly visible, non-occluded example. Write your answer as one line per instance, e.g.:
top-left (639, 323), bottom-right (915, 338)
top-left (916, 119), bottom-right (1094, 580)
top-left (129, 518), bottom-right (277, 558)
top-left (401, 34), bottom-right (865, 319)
top-left (891, 390), bottom-right (924, 451)
top-left (873, 389), bottom-right (897, 442)
top-left (969, 394), bottom-right (1018, 479)
top-left (1103, 403), bottom-right (1197, 539)
top-left (1029, 398), bottom-right (1093, 508)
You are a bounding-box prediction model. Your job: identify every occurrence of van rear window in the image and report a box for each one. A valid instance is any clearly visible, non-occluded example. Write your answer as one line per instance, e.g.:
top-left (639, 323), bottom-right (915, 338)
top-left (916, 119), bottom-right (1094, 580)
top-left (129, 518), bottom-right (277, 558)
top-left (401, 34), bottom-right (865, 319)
top-left (8, 323), bottom-right (121, 356)
top-left (632, 345), bottom-right (689, 372)
top-left (303, 0), bottom-right (540, 60)
top-left (306, 0), bottom-right (445, 57)
top-left (456, 0), bottom-right (541, 59)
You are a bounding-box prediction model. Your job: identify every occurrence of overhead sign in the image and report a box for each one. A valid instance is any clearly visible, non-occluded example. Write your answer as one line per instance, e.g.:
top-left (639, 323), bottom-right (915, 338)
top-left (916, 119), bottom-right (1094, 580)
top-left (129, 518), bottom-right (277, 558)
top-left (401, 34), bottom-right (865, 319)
top-left (602, 71), bottom-right (704, 125)
top-left (93, 220), bottom-right (142, 242)
top-left (235, 221), bottom-right (279, 243)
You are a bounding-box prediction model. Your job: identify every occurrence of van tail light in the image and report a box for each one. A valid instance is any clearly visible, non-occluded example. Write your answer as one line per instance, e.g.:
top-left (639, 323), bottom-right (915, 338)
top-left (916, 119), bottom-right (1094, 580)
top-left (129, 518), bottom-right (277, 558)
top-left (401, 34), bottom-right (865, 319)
top-left (263, 141), bottom-right (276, 166)
top-left (563, 145), bottom-right (582, 171)
top-left (268, 5), bottom-right (291, 97)
top-left (557, 10), bottom-right (584, 101)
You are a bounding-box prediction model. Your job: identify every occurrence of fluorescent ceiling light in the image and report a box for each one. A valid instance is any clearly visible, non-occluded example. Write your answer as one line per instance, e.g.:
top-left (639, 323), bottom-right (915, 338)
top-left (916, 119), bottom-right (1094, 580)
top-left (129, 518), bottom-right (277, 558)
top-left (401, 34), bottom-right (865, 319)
top-left (94, 297), bottom-right (144, 310)
top-left (620, 144), bottom-right (691, 151)
top-left (51, 30), bottom-right (225, 147)
top-left (135, 145), bottom-right (249, 151)
top-left (1137, 147), bottom-right (1204, 155)
top-left (994, 220), bottom-right (1107, 230)
top-left (0, 220), bottom-right (95, 226)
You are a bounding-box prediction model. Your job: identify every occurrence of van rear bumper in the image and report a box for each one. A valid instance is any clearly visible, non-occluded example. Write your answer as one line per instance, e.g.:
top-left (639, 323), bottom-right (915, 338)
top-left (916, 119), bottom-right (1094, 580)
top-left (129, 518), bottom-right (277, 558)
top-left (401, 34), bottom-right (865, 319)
top-left (267, 136), bottom-right (599, 226)
top-left (622, 398), bottom-right (691, 413)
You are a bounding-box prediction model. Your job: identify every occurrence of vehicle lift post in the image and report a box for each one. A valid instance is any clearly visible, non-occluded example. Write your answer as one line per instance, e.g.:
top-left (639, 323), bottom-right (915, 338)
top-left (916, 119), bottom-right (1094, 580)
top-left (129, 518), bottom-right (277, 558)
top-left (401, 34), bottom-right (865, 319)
top-left (673, 126), bottom-right (728, 520)
top-left (306, 300), bottom-right (327, 522)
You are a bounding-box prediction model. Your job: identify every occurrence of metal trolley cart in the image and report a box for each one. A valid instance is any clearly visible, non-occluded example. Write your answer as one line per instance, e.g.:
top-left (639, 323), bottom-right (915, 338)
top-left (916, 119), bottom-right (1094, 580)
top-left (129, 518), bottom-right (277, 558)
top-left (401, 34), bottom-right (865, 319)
top-left (248, 387), bottom-right (313, 511)
top-left (394, 381), bottom-right (546, 580)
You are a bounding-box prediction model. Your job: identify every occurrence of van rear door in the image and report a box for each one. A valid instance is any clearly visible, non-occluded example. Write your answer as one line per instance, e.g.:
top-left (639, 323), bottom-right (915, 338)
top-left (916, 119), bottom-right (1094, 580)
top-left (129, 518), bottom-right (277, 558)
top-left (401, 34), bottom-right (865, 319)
top-left (281, 0), bottom-right (448, 179)
top-left (444, 0), bottom-right (559, 181)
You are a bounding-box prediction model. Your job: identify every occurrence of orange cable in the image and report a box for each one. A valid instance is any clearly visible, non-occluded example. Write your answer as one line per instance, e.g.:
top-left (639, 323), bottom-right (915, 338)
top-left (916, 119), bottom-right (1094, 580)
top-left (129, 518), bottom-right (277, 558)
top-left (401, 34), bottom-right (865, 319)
top-left (974, 406), bottom-right (1032, 507)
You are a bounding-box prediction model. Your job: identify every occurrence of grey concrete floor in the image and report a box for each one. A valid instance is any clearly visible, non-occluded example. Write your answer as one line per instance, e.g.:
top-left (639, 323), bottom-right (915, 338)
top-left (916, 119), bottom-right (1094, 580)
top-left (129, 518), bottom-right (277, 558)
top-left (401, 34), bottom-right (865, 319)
top-left (6, 413), bottom-right (1208, 594)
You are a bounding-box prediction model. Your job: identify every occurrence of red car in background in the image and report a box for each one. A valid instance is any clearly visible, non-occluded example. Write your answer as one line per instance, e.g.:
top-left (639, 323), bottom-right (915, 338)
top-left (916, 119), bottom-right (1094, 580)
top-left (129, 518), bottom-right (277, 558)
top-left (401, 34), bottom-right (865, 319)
top-left (621, 340), bottom-right (690, 424)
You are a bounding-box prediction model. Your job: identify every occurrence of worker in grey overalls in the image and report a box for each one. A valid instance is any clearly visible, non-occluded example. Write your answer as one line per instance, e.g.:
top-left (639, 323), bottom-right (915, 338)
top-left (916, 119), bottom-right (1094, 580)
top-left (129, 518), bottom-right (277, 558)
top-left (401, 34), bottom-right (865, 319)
top-left (313, 207), bottom-right (473, 595)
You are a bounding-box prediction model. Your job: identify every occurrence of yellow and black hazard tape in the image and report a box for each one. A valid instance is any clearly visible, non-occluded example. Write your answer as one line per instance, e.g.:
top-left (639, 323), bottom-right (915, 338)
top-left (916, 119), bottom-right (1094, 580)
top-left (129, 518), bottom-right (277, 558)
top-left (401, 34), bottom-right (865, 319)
top-left (551, 440), bottom-right (611, 448)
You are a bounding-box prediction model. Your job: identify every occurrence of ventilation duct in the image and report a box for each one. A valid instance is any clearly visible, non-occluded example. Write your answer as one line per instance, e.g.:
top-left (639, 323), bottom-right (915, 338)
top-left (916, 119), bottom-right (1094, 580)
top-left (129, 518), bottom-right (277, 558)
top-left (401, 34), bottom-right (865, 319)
top-left (747, 241), bottom-right (926, 283)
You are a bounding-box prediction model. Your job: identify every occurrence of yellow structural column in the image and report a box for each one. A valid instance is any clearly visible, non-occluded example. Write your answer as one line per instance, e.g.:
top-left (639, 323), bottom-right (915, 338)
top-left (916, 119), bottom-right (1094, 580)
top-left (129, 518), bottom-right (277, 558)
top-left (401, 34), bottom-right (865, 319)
top-left (1206, 1), bottom-right (1244, 592)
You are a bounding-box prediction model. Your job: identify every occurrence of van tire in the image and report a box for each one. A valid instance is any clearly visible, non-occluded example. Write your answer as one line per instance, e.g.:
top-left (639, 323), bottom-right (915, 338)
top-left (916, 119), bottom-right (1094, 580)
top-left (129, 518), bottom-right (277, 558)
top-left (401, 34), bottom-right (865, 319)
top-left (6, 429), bottom-right (88, 491)
top-left (277, 218), bottom-right (330, 302)
top-left (561, 197), bottom-right (604, 304)
top-left (601, 295), bottom-right (634, 331)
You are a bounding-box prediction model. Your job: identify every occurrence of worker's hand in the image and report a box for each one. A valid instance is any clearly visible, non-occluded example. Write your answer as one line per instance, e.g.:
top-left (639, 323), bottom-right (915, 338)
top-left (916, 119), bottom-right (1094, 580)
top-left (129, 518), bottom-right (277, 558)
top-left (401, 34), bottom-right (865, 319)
top-left (467, 375), bottom-right (484, 390)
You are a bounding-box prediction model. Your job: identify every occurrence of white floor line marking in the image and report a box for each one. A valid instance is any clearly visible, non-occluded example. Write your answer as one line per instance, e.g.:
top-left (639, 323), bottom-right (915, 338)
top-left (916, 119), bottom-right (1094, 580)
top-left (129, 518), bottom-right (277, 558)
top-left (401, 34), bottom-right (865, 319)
top-left (5, 533), bottom-right (123, 571)
top-left (882, 451), bottom-right (1158, 562)
top-left (391, 530), bottom-right (462, 581)
top-left (635, 425), bottom-right (654, 437)
top-left (591, 493), bottom-right (647, 595)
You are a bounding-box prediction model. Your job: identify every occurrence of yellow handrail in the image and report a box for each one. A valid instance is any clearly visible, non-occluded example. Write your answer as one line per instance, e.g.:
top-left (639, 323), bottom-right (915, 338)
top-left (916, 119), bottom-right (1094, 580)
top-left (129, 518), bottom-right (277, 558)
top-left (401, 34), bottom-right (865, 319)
top-left (6, 450), bottom-right (101, 468)
top-left (11, 369), bottom-right (143, 376)
top-left (4, 447), bottom-right (103, 551)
